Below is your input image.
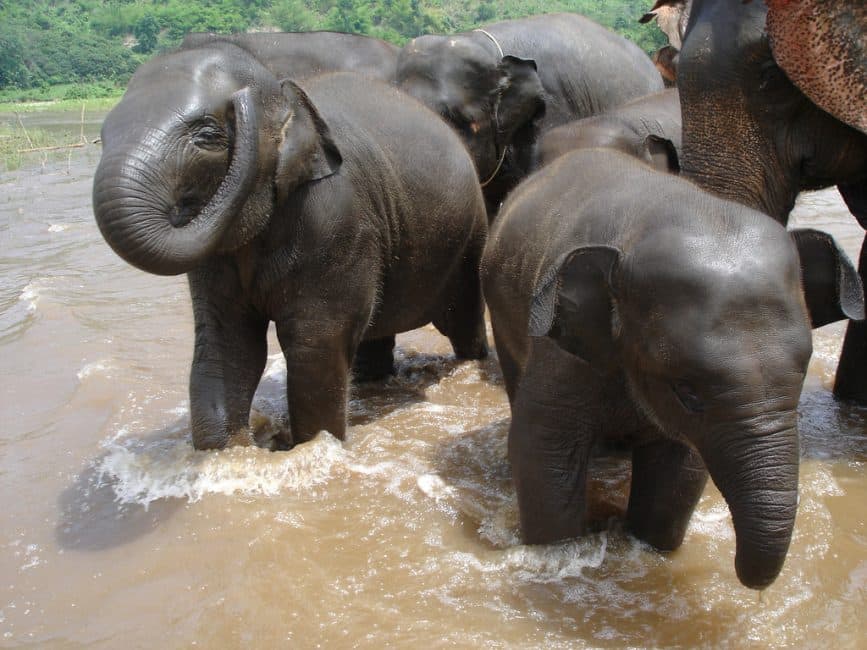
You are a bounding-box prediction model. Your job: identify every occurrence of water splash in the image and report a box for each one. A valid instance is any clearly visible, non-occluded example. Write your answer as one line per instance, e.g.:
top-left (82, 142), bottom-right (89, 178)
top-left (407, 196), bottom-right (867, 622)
top-left (96, 431), bottom-right (349, 508)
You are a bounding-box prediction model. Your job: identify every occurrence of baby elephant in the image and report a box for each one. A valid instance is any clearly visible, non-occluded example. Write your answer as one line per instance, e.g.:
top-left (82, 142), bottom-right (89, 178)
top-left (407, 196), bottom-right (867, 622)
top-left (535, 89), bottom-right (681, 172)
top-left (482, 149), bottom-right (863, 589)
top-left (92, 44), bottom-right (488, 450)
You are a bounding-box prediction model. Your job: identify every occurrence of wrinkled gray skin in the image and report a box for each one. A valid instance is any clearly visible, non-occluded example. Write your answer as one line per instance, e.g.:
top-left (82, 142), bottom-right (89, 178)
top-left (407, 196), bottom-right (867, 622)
top-left (678, 0), bottom-right (867, 402)
top-left (395, 13), bottom-right (664, 211)
top-left (535, 88), bottom-right (681, 172)
top-left (92, 45), bottom-right (488, 450)
top-left (180, 30), bottom-right (398, 81)
top-left (482, 149), bottom-right (864, 589)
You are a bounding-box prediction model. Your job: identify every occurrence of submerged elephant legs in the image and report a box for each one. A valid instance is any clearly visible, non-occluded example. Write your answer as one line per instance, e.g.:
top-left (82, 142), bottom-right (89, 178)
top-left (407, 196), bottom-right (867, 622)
top-left (834, 234), bottom-right (867, 402)
top-left (627, 439), bottom-right (708, 551)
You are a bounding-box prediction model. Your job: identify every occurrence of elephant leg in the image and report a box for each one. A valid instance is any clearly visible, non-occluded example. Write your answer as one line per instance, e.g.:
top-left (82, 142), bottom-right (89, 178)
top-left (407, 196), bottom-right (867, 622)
top-left (835, 181), bottom-right (867, 402)
top-left (352, 335), bottom-right (396, 382)
top-left (433, 242), bottom-right (489, 361)
top-left (276, 318), bottom-right (359, 447)
top-left (491, 321), bottom-right (521, 405)
top-left (509, 339), bottom-right (597, 545)
top-left (834, 233), bottom-right (867, 403)
top-left (188, 272), bottom-right (268, 450)
top-left (627, 439), bottom-right (708, 551)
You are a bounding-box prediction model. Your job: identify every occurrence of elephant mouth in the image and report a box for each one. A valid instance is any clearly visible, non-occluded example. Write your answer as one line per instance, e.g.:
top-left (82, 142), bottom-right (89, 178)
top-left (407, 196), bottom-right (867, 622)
top-left (168, 195), bottom-right (204, 228)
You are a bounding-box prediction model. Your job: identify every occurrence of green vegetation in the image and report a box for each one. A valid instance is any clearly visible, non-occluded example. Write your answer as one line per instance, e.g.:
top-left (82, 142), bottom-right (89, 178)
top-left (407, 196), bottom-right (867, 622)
top-left (0, 1), bottom-right (664, 103)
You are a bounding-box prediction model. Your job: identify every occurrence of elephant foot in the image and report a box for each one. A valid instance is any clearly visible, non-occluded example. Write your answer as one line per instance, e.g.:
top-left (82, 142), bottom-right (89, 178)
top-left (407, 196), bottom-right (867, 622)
top-left (450, 332), bottom-right (489, 361)
top-left (834, 271), bottom-right (867, 404)
top-left (352, 336), bottom-right (396, 382)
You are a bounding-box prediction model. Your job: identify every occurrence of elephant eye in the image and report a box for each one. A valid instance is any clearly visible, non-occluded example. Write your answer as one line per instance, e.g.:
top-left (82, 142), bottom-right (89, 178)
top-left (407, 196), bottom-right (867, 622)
top-left (672, 381), bottom-right (705, 413)
top-left (191, 118), bottom-right (228, 151)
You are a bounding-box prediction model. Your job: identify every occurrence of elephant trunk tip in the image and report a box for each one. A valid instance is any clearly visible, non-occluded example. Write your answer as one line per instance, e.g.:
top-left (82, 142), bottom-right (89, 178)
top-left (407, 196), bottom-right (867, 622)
top-left (735, 551), bottom-right (788, 590)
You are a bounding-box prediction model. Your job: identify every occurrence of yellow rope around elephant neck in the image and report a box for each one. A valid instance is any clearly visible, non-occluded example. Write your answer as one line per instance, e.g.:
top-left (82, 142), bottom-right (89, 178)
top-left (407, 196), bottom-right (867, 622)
top-left (472, 28), bottom-right (507, 188)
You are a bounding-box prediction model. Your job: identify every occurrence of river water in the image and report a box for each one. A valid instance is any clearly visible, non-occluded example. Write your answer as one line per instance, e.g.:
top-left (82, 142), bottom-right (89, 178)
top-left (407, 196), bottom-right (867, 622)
top-left (1, 115), bottom-right (865, 648)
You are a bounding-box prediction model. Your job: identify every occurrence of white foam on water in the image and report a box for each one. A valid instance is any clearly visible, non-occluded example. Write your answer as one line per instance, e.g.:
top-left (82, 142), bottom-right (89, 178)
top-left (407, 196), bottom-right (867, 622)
top-left (97, 431), bottom-right (349, 508)
top-left (76, 359), bottom-right (114, 380)
top-left (498, 535), bottom-right (609, 584)
top-left (47, 224), bottom-right (69, 233)
top-left (18, 280), bottom-right (49, 313)
top-left (687, 498), bottom-right (734, 540)
top-left (416, 473), bottom-right (456, 502)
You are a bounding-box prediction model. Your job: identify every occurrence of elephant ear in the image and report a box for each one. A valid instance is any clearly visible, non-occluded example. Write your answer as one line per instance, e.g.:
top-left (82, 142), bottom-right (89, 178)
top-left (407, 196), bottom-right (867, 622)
top-left (765, 0), bottom-right (867, 135)
top-left (529, 245), bottom-right (622, 372)
top-left (496, 56), bottom-right (546, 142)
top-left (791, 228), bottom-right (865, 328)
top-left (273, 80), bottom-right (342, 201)
top-left (644, 134), bottom-right (680, 173)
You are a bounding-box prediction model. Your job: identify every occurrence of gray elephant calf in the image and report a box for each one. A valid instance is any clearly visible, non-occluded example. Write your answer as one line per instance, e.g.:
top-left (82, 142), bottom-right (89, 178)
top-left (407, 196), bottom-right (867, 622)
top-left (483, 148), bottom-right (863, 589)
top-left (535, 88), bottom-right (681, 172)
top-left (92, 44), bottom-right (488, 450)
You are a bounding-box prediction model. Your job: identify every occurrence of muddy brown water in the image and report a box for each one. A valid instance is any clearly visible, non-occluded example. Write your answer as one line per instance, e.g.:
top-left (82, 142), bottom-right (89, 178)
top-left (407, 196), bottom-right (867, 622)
top-left (1, 120), bottom-right (865, 648)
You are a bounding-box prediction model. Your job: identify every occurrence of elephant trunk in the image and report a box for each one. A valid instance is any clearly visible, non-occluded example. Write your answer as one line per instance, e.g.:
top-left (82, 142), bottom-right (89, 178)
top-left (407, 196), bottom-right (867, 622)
top-left (92, 87), bottom-right (259, 276)
top-left (700, 411), bottom-right (799, 590)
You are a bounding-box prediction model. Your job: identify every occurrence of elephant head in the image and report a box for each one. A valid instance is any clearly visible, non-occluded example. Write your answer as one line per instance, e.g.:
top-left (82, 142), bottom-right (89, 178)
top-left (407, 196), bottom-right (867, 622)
top-left (640, 0), bottom-right (692, 50)
top-left (640, 0), bottom-right (692, 82)
top-left (395, 33), bottom-right (545, 188)
top-left (92, 45), bottom-right (341, 276)
top-left (529, 218), bottom-right (863, 588)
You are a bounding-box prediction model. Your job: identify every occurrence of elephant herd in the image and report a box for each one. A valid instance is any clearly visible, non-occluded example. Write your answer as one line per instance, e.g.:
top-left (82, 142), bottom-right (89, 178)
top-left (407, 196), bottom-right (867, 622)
top-left (91, 2), bottom-right (867, 591)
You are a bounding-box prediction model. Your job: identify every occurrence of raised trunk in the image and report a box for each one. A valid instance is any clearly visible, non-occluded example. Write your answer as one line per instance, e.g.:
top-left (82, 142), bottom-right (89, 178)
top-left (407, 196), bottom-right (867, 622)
top-left (92, 88), bottom-right (259, 276)
top-left (699, 415), bottom-right (799, 590)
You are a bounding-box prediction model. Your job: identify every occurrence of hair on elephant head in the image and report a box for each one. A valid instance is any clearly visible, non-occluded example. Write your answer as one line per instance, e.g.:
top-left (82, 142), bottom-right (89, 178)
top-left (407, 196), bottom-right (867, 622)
top-left (92, 44), bottom-right (341, 276)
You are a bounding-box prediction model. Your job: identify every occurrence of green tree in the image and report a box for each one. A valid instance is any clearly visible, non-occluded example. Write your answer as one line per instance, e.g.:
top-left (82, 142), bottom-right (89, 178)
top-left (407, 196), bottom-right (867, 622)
top-left (133, 14), bottom-right (159, 54)
top-left (324, 0), bottom-right (372, 34)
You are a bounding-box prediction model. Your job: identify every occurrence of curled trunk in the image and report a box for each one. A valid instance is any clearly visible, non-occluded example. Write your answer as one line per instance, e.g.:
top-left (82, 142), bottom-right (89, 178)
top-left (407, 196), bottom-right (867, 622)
top-left (92, 88), bottom-right (259, 276)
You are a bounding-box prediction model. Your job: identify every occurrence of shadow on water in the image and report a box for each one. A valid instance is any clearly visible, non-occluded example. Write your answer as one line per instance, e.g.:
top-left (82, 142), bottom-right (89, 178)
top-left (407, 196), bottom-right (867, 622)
top-left (55, 419), bottom-right (194, 552)
top-left (349, 350), bottom-right (470, 426)
top-left (798, 389), bottom-right (867, 461)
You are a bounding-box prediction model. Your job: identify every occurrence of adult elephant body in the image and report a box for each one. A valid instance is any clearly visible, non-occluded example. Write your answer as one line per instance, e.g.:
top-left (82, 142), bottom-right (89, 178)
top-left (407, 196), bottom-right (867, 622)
top-left (181, 30), bottom-right (399, 80)
top-left (92, 46), bottom-right (488, 450)
top-left (482, 149), bottom-right (862, 589)
top-left (677, 0), bottom-right (867, 400)
top-left (535, 88), bottom-right (681, 171)
top-left (396, 13), bottom-right (664, 209)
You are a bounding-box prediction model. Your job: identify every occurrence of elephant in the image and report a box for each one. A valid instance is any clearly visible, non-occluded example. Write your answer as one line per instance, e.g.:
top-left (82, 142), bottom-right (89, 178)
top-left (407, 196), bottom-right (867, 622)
top-left (640, 0), bottom-right (692, 83)
top-left (763, 0), bottom-right (866, 136)
top-left (395, 13), bottom-right (664, 211)
top-left (92, 43), bottom-right (489, 451)
top-left (535, 88), bottom-right (681, 173)
top-left (677, 0), bottom-right (867, 401)
top-left (179, 30), bottom-right (399, 81)
top-left (482, 148), bottom-right (864, 589)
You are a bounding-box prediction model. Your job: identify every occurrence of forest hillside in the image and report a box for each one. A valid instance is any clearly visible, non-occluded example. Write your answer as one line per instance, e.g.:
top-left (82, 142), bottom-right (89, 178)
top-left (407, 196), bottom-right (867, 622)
top-left (0, 1), bottom-right (663, 95)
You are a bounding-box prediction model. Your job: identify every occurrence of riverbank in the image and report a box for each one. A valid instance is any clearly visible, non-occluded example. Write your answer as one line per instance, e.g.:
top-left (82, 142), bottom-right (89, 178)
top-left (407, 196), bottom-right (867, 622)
top-left (0, 95), bottom-right (121, 115)
top-left (0, 102), bottom-right (113, 171)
